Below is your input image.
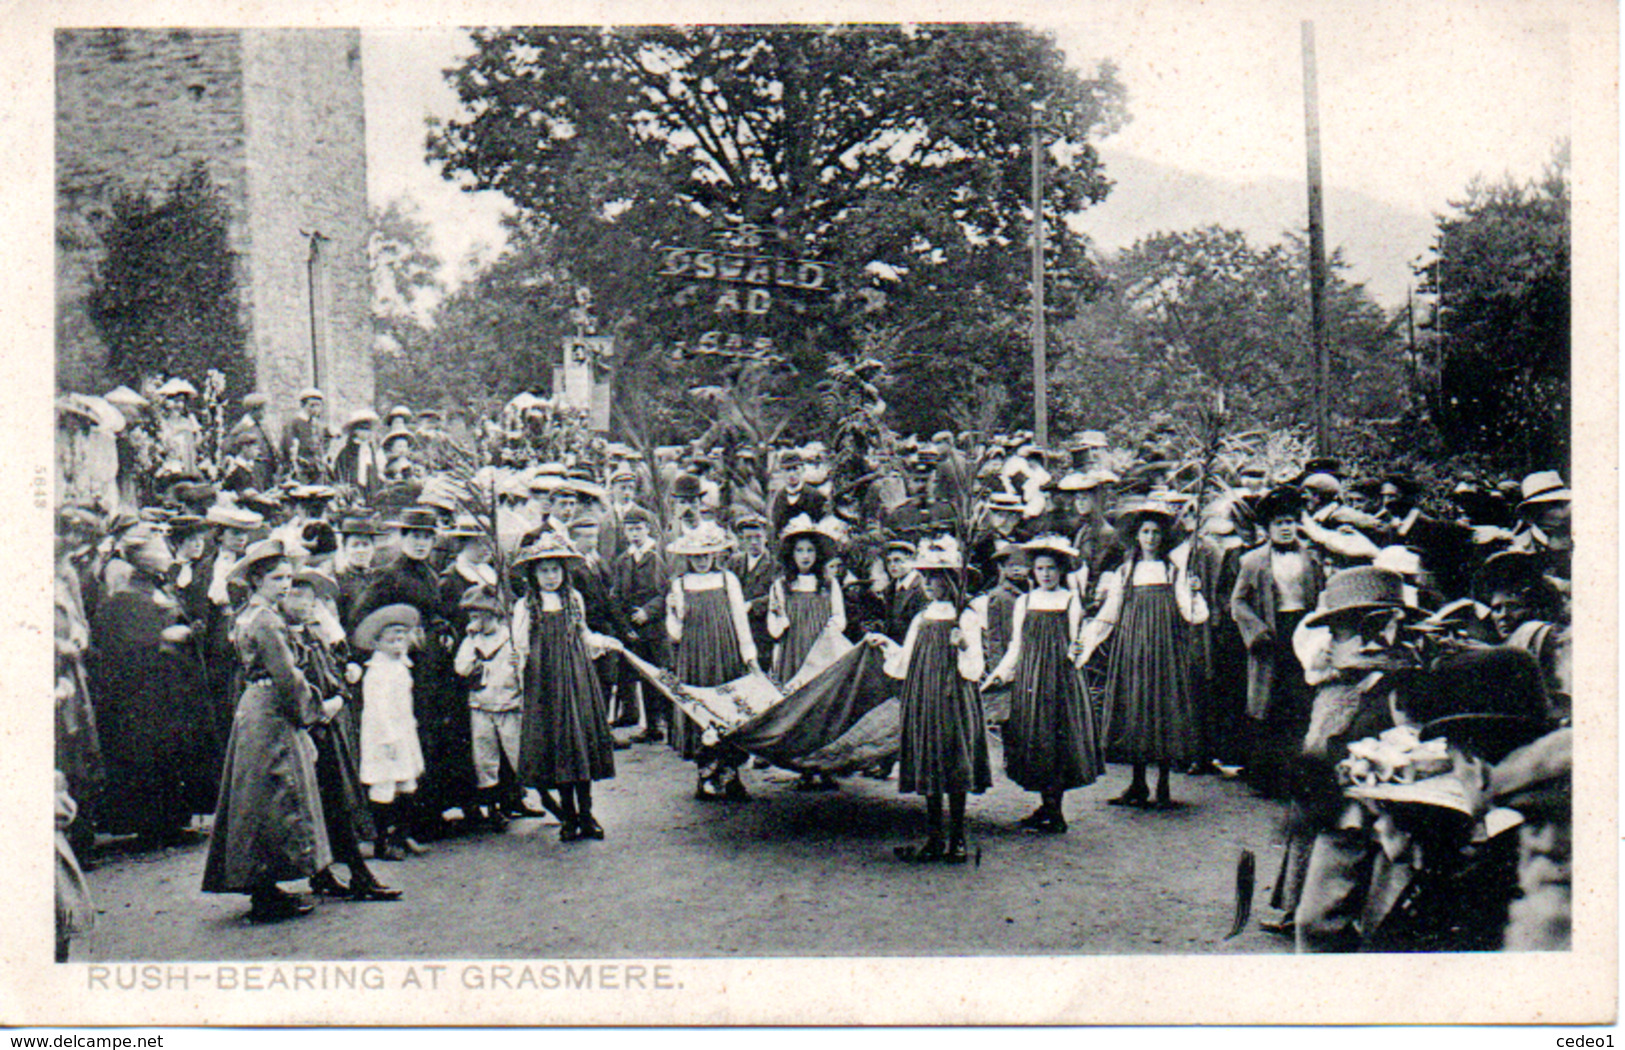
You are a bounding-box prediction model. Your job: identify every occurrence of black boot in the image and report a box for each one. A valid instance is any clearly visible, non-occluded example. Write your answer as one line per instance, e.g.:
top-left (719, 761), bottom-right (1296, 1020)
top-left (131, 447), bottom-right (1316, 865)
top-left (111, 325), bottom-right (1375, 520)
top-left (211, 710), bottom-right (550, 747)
top-left (576, 783), bottom-right (604, 840)
top-left (943, 793), bottom-right (969, 863)
top-left (896, 793), bottom-right (946, 862)
top-left (347, 861), bottom-right (403, 901)
top-left (372, 803), bottom-right (404, 861)
top-left (556, 784), bottom-right (582, 842)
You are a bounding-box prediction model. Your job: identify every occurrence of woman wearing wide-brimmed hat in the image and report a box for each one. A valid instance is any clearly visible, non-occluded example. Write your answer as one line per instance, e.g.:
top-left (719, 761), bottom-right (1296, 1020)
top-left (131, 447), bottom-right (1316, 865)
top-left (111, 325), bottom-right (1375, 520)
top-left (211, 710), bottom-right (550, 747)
top-left (867, 536), bottom-right (992, 863)
top-left (1089, 499), bottom-right (1208, 809)
top-left (201, 540), bottom-right (334, 922)
top-left (666, 522), bottom-right (762, 800)
top-left (766, 514), bottom-right (846, 685)
top-left (512, 534), bottom-right (622, 841)
top-left (984, 535), bottom-right (1104, 833)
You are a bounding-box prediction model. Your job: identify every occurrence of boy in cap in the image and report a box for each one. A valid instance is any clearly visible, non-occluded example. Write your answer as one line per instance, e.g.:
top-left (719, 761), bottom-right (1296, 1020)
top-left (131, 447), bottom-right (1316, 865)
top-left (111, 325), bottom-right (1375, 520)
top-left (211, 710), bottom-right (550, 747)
top-left (612, 506), bottom-right (670, 737)
top-left (767, 450), bottom-right (826, 533)
top-left (968, 543), bottom-right (1031, 729)
top-left (280, 388), bottom-right (330, 485)
top-left (453, 586), bottom-right (523, 828)
top-left (727, 512), bottom-right (777, 656)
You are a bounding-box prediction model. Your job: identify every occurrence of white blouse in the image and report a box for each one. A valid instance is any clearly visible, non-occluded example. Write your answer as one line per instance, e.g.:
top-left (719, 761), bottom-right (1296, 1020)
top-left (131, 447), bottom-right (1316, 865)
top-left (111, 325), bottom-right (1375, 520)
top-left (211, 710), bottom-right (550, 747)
top-left (881, 600), bottom-right (984, 682)
top-left (512, 588), bottom-right (617, 661)
top-left (767, 574), bottom-right (847, 639)
top-left (666, 570), bottom-right (758, 665)
top-left (1093, 558), bottom-right (1209, 627)
top-left (988, 587), bottom-right (1083, 684)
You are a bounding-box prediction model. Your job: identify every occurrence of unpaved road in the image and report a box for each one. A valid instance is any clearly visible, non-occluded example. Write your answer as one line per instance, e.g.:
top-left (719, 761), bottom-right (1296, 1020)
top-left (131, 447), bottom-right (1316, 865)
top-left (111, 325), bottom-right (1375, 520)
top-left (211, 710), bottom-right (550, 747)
top-left (75, 735), bottom-right (1292, 960)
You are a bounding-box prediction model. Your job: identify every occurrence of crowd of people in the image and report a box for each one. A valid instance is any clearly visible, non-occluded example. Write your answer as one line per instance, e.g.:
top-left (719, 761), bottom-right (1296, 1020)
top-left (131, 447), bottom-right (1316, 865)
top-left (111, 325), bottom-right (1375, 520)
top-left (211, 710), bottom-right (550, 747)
top-left (53, 378), bottom-right (1574, 954)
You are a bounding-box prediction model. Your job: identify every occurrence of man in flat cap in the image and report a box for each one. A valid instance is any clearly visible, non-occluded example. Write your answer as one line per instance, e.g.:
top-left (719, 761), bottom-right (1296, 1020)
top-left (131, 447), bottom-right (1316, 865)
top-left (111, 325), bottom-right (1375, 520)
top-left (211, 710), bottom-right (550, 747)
top-left (280, 388), bottom-right (331, 485)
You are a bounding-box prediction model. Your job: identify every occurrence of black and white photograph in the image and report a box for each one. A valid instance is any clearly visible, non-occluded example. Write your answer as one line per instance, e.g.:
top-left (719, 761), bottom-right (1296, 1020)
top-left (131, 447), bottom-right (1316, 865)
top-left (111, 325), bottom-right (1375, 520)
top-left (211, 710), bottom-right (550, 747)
top-left (11, 0), bottom-right (1617, 1028)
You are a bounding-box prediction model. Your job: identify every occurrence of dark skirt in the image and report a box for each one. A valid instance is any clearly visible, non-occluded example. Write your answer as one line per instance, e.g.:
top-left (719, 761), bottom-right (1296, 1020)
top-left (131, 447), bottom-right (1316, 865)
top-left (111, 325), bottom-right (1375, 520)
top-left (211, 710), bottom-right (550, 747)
top-left (412, 634), bottom-right (478, 815)
top-left (1005, 607), bottom-right (1105, 792)
top-left (1101, 582), bottom-right (1201, 764)
top-left (201, 681), bottom-right (332, 893)
top-left (520, 608), bottom-right (616, 787)
top-left (771, 588), bottom-right (832, 684)
top-left (670, 588), bottom-right (748, 761)
top-left (310, 707), bottom-right (374, 861)
top-left (898, 619), bottom-right (992, 796)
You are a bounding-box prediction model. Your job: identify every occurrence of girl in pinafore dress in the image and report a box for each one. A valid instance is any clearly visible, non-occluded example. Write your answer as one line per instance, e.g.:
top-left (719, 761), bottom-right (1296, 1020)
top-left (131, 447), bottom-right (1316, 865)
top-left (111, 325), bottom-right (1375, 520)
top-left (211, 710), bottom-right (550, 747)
top-left (767, 514), bottom-right (846, 684)
top-left (666, 522), bottom-right (762, 801)
top-left (768, 515), bottom-right (847, 791)
top-left (984, 536), bottom-right (1104, 833)
top-left (868, 537), bottom-right (991, 863)
top-left (514, 534), bottom-right (622, 842)
top-left (1089, 501), bottom-right (1208, 809)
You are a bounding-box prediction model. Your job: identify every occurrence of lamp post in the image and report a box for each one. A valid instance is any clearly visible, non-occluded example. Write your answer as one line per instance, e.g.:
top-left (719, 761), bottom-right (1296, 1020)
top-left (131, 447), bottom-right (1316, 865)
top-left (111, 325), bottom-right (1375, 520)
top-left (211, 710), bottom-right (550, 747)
top-left (1030, 102), bottom-right (1049, 449)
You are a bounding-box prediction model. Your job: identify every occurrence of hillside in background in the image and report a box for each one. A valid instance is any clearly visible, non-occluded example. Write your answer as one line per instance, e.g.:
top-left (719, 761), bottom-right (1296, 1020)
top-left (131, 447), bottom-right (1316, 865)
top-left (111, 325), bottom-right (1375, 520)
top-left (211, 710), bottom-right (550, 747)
top-left (1080, 148), bottom-right (1438, 307)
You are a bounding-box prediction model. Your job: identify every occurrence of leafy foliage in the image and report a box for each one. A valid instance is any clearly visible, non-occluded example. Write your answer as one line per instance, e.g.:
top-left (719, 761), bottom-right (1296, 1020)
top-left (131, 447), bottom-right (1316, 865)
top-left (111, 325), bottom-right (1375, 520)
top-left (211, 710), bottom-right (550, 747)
top-left (1416, 143), bottom-right (1569, 472)
top-left (86, 164), bottom-right (253, 399)
top-left (1050, 226), bottom-right (1406, 440)
top-left (372, 210), bottom-right (577, 418)
top-left (427, 25), bottom-right (1128, 435)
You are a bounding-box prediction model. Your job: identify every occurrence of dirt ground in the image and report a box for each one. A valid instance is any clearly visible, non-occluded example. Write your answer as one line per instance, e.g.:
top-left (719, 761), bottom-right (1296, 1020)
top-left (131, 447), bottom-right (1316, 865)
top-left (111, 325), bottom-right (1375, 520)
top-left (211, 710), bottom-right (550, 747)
top-left (74, 734), bottom-right (1295, 961)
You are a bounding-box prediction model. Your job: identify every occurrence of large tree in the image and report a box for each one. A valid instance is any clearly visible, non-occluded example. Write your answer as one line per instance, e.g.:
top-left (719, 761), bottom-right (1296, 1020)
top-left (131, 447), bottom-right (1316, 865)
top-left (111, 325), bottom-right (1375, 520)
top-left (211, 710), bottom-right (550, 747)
top-left (428, 25), bottom-right (1127, 437)
top-left (373, 211), bottom-right (578, 417)
top-left (1051, 226), bottom-right (1406, 439)
top-left (87, 163), bottom-right (252, 397)
top-left (1417, 145), bottom-right (1569, 472)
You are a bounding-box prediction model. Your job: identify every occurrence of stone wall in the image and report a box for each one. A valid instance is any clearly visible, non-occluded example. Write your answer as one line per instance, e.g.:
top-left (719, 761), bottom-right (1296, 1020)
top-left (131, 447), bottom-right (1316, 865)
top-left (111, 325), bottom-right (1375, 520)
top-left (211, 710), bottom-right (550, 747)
top-left (55, 27), bottom-right (374, 432)
top-left (242, 29), bottom-right (373, 431)
top-left (55, 28), bottom-right (250, 392)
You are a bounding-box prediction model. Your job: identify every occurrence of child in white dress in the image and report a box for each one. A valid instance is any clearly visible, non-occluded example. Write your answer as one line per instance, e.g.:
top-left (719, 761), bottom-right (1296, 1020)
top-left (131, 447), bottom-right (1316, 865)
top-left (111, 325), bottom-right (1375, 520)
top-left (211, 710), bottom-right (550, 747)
top-left (355, 604), bottom-right (426, 860)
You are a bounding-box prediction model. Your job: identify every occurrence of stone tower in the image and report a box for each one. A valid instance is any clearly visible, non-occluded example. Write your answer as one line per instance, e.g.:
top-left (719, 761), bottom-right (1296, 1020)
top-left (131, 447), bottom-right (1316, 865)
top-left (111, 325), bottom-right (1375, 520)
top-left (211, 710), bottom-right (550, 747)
top-left (56, 28), bottom-right (374, 426)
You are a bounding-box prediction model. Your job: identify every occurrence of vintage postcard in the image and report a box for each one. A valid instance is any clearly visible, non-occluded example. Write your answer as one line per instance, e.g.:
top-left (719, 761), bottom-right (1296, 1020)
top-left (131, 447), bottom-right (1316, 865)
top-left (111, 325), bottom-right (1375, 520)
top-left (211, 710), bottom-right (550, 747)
top-left (2, 0), bottom-right (1616, 1027)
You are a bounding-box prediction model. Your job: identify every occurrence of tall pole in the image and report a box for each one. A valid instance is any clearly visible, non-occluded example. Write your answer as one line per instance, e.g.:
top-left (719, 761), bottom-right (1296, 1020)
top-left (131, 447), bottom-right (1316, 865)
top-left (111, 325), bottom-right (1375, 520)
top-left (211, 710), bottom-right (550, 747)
top-left (304, 230), bottom-right (327, 390)
top-left (1301, 21), bottom-right (1330, 455)
top-left (1030, 107), bottom-right (1048, 448)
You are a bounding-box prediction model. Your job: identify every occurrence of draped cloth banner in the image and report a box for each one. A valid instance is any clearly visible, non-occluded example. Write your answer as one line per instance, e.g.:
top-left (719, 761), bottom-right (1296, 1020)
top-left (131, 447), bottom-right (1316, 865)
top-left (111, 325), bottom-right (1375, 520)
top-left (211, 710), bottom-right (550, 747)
top-left (621, 641), bottom-right (899, 774)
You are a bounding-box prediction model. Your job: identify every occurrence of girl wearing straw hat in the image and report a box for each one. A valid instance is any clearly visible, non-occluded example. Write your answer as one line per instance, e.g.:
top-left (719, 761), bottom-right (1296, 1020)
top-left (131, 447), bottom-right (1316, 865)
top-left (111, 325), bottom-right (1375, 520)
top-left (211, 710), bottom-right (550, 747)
top-left (1089, 500), bottom-right (1208, 809)
top-left (867, 537), bottom-right (991, 863)
top-left (666, 522), bottom-right (762, 801)
top-left (354, 603), bottom-right (428, 861)
top-left (984, 536), bottom-right (1104, 833)
top-left (201, 540), bottom-right (333, 922)
top-left (766, 514), bottom-right (846, 685)
top-left (513, 535), bottom-right (623, 841)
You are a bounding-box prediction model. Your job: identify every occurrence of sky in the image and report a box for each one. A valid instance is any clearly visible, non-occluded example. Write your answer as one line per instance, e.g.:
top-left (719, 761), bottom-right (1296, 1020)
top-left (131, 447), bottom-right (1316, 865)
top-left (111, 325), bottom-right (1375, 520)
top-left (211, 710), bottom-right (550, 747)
top-left (361, 5), bottom-right (1574, 293)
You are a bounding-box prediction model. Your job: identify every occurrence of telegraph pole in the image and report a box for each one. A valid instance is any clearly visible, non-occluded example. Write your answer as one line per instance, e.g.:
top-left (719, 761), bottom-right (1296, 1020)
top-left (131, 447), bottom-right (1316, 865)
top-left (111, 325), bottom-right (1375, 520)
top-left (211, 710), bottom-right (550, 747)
top-left (1301, 21), bottom-right (1330, 455)
top-left (1030, 105), bottom-right (1049, 449)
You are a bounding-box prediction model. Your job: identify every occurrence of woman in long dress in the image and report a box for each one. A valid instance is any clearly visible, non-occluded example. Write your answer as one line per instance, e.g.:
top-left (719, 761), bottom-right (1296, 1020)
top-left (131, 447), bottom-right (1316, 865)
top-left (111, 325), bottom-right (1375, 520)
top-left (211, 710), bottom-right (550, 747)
top-left (201, 540), bottom-right (333, 922)
top-left (869, 537), bottom-right (991, 863)
top-left (87, 522), bottom-right (217, 843)
top-left (984, 537), bottom-right (1103, 833)
top-left (514, 534), bottom-right (621, 841)
top-left (767, 514), bottom-right (845, 684)
top-left (667, 522), bottom-right (762, 801)
top-left (1090, 502), bottom-right (1208, 809)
